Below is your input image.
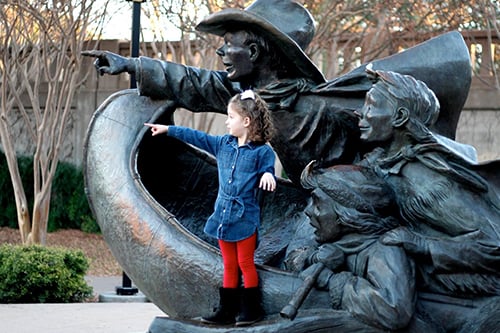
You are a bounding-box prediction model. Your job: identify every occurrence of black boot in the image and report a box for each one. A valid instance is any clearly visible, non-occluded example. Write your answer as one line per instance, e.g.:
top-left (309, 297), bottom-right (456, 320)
top-left (201, 287), bottom-right (238, 325)
top-left (235, 287), bottom-right (264, 326)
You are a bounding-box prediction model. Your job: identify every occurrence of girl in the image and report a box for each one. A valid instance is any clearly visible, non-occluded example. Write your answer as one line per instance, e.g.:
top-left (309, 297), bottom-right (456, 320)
top-left (144, 90), bottom-right (276, 326)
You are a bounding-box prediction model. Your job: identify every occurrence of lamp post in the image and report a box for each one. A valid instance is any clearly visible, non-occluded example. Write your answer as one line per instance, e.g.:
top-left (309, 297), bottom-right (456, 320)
top-left (116, 0), bottom-right (146, 296)
top-left (127, 0), bottom-right (146, 88)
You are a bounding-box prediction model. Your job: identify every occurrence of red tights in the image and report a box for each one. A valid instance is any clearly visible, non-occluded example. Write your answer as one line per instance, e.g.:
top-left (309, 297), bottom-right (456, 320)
top-left (218, 233), bottom-right (258, 288)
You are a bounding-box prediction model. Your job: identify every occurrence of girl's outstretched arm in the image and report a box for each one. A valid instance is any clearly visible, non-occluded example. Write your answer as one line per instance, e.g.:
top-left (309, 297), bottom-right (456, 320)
top-left (144, 123), bottom-right (168, 136)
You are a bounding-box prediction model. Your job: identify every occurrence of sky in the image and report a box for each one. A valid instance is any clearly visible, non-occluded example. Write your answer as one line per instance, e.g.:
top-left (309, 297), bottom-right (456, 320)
top-left (99, 1), bottom-right (183, 41)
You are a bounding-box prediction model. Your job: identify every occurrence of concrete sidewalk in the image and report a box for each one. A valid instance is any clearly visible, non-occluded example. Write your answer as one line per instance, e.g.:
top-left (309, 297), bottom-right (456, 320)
top-left (0, 276), bottom-right (167, 333)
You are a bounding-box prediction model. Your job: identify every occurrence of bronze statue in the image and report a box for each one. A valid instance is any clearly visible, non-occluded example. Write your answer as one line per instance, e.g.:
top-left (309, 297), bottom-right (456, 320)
top-left (81, 0), bottom-right (498, 332)
top-left (292, 69), bottom-right (500, 332)
top-left (296, 162), bottom-right (419, 331)
top-left (82, 0), bottom-right (470, 186)
top-left (359, 69), bottom-right (500, 297)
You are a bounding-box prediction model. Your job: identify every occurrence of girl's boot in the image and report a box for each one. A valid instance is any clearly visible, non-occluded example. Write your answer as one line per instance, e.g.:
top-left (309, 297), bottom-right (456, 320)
top-left (235, 287), bottom-right (264, 326)
top-left (201, 287), bottom-right (238, 325)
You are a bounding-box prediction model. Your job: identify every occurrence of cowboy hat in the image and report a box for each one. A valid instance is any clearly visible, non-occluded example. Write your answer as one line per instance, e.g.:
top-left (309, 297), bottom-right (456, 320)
top-left (195, 0), bottom-right (326, 84)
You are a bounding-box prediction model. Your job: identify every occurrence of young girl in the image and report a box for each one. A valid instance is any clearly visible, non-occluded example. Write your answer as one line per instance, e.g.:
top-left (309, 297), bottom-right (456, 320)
top-left (144, 90), bottom-right (276, 326)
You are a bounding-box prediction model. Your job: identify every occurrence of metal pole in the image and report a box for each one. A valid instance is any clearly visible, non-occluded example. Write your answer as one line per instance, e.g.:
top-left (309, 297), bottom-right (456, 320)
top-left (129, 0), bottom-right (142, 87)
top-left (116, 0), bottom-right (145, 296)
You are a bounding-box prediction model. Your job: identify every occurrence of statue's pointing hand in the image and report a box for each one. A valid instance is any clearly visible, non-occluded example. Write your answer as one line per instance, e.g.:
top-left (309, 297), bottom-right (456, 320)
top-left (81, 50), bottom-right (133, 76)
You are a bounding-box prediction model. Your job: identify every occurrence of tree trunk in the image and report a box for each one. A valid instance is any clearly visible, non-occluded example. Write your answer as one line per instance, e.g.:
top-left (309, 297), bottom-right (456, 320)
top-left (29, 190), bottom-right (51, 245)
top-left (0, 114), bottom-right (31, 244)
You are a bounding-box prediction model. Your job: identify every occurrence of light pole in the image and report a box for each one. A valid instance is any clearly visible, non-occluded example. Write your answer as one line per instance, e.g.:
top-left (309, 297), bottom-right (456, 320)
top-left (116, 0), bottom-right (146, 296)
top-left (127, 0), bottom-right (146, 88)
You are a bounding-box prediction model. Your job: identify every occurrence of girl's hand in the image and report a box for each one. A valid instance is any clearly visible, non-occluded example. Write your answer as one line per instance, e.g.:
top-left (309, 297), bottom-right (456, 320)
top-left (144, 123), bottom-right (168, 136)
top-left (259, 172), bottom-right (276, 192)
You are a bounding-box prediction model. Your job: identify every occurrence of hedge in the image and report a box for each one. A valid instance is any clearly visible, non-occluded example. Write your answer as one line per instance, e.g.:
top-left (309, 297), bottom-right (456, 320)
top-left (0, 244), bottom-right (93, 303)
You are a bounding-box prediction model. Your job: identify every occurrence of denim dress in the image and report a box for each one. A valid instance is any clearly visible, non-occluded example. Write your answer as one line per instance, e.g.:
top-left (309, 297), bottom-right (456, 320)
top-left (168, 126), bottom-right (276, 242)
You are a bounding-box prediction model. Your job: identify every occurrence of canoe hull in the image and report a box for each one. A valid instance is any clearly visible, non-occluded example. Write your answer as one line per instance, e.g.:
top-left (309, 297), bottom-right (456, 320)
top-left (83, 90), bottom-right (330, 318)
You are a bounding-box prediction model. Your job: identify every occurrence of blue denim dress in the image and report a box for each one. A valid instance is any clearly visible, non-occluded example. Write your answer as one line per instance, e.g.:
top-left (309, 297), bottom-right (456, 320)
top-left (168, 126), bottom-right (276, 242)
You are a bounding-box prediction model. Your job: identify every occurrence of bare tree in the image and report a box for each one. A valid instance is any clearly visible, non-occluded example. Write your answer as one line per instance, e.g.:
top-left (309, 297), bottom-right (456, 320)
top-left (304, 0), bottom-right (499, 82)
top-left (0, 0), bottom-right (108, 245)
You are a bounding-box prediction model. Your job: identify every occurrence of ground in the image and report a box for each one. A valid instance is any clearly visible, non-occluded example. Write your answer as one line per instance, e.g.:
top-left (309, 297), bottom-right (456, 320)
top-left (0, 227), bottom-right (122, 276)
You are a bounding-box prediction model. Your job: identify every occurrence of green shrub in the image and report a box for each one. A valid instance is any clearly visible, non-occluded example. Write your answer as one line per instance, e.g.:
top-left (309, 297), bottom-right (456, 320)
top-left (0, 152), bottom-right (100, 233)
top-left (50, 161), bottom-right (99, 233)
top-left (0, 244), bottom-right (93, 303)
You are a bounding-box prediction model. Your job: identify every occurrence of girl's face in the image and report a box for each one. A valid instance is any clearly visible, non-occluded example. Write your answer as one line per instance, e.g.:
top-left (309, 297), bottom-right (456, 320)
top-left (225, 103), bottom-right (250, 139)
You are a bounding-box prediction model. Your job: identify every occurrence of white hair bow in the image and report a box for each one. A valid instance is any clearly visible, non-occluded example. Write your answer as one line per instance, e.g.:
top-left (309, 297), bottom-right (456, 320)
top-left (240, 89), bottom-right (255, 100)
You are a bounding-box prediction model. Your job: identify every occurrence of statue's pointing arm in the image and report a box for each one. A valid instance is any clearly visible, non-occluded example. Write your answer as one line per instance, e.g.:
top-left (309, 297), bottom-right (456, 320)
top-left (133, 57), bottom-right (238, 114)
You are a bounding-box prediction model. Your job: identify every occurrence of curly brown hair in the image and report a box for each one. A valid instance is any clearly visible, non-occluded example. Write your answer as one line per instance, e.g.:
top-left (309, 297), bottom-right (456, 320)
top-left (229, 91), bottom-right (275, 143)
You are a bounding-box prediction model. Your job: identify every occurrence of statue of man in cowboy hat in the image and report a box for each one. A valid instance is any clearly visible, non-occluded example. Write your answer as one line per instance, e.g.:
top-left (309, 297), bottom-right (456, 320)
top-left (82, 0), bottom-right (470, 186)
top-left (83, 0), bottom-right (360, 185)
